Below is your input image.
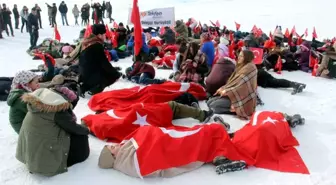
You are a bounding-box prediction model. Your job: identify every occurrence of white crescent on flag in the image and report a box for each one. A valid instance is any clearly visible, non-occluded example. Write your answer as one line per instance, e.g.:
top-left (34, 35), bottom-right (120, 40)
top-left (253, 50), bottom-right (260, 58)
top-left (107, 109), bottom-right (124, 119)
top-left (159, 127), bottom-right (202, 138)
top-left (179, 83), bottom-right (190, 92)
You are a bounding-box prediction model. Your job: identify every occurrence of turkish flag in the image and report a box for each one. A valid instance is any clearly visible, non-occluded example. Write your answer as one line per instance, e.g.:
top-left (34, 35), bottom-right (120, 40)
top-left (250, 48), bottom-right (263, 65)
top-left (233, 111), bottom-right (309, 174)
top-left (54, 26), bottom-right (61, 41)
top-left (131, 0), bottom-right (142, 56)
top-left (105, 24), bottom-right (111, 40)
top-left (312, 62), bottom-right (319, 77)
top-left (159, 27), bottom-right (165, 35)
top-left (312, 27), bottom-right (318, 39)
top-left (82, 103), bottom-right (177, 142)
top-left (284, 28), bottom-right (290, 38)
top-left (216, 20), bottom-right (220, 27)
top-left (275, 56), bottom-right (282, 74)
top-left (152, 54), bottom-right (176, 68)
top-left (252, 25), bottom-right (258, 34)
top-left (234, 21), bottom-right (241, 31)
top-left (304, 28), bottom-right (308, 37)
top-left (291, 26), bottom-right (296, 35)
top-left (113, 21), bottom-right (118, 29)
top-left (88, 82), bottom-right (207, 112)
top-left (309, 53), bottom-right (318, 68)
top-left (111, 31), bottom-right (118, 48)
top-left (84, 24), bottom-right (92, 38)
top-left (126, 124), bottom-right (254, 177)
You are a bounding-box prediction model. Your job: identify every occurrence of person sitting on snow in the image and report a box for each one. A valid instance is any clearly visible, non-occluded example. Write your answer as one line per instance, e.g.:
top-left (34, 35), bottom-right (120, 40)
top-left (125, 61), bottom-right (166, 85)
top-left (200, 32), bottom-right (215, 67)
top-left (175, 20), bottom-right (188, 41)
top-left (317, 43), bottom-right (336, 78)
top-left (160, 26), bottom-right (176, 45)
top-left (79, 24), bottom-right (121, 96)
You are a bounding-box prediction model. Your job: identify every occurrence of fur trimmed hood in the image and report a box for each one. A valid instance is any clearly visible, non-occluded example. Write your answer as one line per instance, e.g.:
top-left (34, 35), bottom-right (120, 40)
top-left (22, 88), bottom-right (72, 113)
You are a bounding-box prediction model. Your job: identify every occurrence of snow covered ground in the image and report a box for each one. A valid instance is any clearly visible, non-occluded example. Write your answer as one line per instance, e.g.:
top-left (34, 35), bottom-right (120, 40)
top-left (1, 0), bottom-right (336, 184)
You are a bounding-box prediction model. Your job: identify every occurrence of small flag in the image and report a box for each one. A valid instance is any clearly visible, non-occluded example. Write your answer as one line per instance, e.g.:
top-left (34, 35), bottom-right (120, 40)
top-left (275, 56), bottom-right (282, 74)
top-left (216, 20), bottom-right (221, 27)
top-left (304, 28), bottom-right (308, 37)
top-left (284, 28), bottom-right (290, 38)
top-left (312, 27), bottom-right (318, 39)
top-left (54, 26), bottom-right (61, 41)
top-left (235, 21), bottom-right (241, 31)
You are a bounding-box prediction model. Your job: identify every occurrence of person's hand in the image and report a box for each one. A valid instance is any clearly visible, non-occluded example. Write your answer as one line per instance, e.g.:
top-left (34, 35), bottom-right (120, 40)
top-left (214, 88), bottom-right (226, 96)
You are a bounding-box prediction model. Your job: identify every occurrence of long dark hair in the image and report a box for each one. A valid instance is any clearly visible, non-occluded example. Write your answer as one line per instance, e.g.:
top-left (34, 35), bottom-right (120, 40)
top-left (186, 42), bottom-right (200, 60)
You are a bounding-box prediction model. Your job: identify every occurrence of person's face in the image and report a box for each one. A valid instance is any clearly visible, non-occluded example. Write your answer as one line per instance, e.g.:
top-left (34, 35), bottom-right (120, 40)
top-left (14, 5), bottom-right (17, 8)
top-left (28, 77), bottom-right (40, 91)
top-left (237, 52), bottom-right (244, 64)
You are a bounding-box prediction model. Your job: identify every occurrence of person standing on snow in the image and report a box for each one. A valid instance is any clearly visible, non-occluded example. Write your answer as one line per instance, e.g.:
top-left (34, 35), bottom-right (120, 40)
top-left (0, 5), bottom-right (4, 39)
top-left (12, 4), bottom-right (19, 29)
top-left (102, 1), bottom-right (106, 18)
top-left (27, 8), bottom-right (39, 51)
top-left (72, 4), bottom-right (79, 26)
top-left (46, 3), bottom-right (57, 27)
top-left (34, 4), bottom-right (42, 29)
top-left (2, 4), bottom-right (14, 37)
top-left (106, 2), bottom-right (113, 23)
top-left (20, 6), bottom-right (29, 33)
top-left (59, 1), bottom-right (69, 26)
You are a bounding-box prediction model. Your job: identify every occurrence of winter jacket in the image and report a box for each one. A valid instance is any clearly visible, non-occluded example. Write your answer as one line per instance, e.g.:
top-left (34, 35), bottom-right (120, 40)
top-left (205, 57), bottom-right (235, 95)
top-left (297, 41), bottom-right (311, 72)
top-left (81, 6), bottom-right (90, 19)
top-left (35, 6), bottom-right (42, 18)
top-left (59, 4), bottom-right (68, 14)
top-left (2, 8), bottom-right (12, 23)
top-left (0, 77), bottom-right (12, 101)
top-left (175, 20), bottom-right (188, 40)
top-left (16, 88), bottom-right (89, 176)
top-left (7, 89), bottom-right (28, 133)
top-left (20, 10), bottom-right (28, 20)
top-left (13, 8), bottom-right (19, 19)
top-left (52, 6), bottom-right (57, 16)
top-left (161, 29), bottom-right (176, 45)
top-left (317, 51), bottom-right (336, 78)
top-left (127, 34), bottom-right (150, 54)
top-left (72, 6), bottom-right (80, 17)
top-left (116, 27), bottom-right (127, 46)
top-left (47, 5), bottom-right (53, 17)
top-left (27, 13), bottom-right (39, 32)
top-left (79, 35), bottom-right (121, 92)
top-left (201, 41), bottom-right (215, 67)
top-left (128, 61), bottom-right (156, 79)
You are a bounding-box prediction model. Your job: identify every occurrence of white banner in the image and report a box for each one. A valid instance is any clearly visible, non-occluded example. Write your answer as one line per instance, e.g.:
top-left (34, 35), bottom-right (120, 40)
top-left (128, 7), bottom-right (175, 27)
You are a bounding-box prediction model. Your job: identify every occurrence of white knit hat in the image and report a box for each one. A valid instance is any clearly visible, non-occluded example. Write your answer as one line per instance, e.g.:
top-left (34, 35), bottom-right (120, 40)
top-left (11, 70), bottom-right (38, 92)
top-left (220, 37), bottom-right (229, 46)
top-left (273, 27), bottom-right (284, 39)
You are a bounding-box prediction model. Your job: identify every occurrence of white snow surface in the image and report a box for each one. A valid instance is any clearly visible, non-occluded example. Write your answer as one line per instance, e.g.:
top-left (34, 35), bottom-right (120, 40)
top-left (1, 0), bottom-right (336, 184)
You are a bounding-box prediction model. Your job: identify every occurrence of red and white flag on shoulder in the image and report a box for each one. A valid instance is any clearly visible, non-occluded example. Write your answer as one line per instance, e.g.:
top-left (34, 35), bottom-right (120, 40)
top-left (250, 47), bottom-right (263, 65)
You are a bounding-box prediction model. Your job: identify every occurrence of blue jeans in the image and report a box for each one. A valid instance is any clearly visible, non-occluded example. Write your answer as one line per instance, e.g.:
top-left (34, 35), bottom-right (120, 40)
top-left (61, 13), bottom-right (69, 25)
top-left (130, 73), bottom-right (162, 85)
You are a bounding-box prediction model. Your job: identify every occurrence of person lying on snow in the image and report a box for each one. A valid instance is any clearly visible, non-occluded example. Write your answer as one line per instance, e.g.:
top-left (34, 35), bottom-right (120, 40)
top-left (124, 61), bottom-right (166, 85)
top-left (97, 111), bottom-right (306, 178)
top-left (207, 50), bottom-right (257, 119)
top-left (79, 24), bottom-right (121, 96)
top-left (16, 87), bottom-right (90, 177)
top-left (173, 42), bottom-right (209, 84)
top-left (7, 71), bottom-right (40, 134)
top-left (317, 42), bottom-right (336, 78)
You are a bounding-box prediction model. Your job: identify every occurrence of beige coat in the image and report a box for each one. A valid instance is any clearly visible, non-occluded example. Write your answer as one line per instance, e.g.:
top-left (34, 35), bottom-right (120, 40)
top-left (317, 51), bottom-right (336, 78)
top-left (113, 140), bottom-right (204, 178)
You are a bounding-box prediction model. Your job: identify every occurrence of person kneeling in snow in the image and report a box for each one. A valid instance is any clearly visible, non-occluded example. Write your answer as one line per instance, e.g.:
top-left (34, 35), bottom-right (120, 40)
top-left (125, 61), bottom-right (166, 85)
top-left (16, 87), bottom-right (90, 176)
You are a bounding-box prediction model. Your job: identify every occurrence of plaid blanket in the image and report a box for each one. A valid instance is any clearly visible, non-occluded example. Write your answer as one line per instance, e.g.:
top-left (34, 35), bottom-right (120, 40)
top-left (219, 62), bottom-right (258, 119)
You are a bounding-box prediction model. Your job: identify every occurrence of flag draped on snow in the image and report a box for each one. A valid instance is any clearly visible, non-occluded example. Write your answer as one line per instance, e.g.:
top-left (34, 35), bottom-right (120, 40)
top-left (131, 0), bottom-right (142, 55)
top-left (232, 111), bottom-right (309, 174)
top-left (125, 124), bottom-right (254, 177)
top-left (82, 103), bottom-right (180, 142)
top-left (88, 82), bottom-right (207, 112)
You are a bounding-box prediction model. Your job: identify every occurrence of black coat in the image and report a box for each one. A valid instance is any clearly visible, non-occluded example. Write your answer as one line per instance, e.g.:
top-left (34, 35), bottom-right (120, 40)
top-left (79, 40), bottom-right (121, 92)
top-left (2, 8), bottom-right (12, 23)
top-left (59, 4), bottom-right (68, 14)
top-left (161, 29), bottom-right (176, 45)
top-left (27, 13), bottom-right (38, 32)
top-left (13, 8), bottom-right (19, 19)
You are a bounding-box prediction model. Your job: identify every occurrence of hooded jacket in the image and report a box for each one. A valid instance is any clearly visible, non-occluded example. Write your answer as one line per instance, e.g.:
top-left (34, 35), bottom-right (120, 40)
top-left (7, 89), bottom-right (28, 133)
top-left (16, 88), bottom-right (89, 176)
top-left (161, 28), bottom-right (176, 45)
top-left (175, 20), bottom-right (188, 40)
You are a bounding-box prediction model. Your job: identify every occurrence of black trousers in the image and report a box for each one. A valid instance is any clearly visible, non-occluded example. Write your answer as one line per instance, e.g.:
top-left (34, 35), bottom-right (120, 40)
top-left (51, 16), bottom-right (57, 27)
top-left (37, 16), bottom-right (42, 28)
top-left (67, 135), bottom-right (90, 167)
top-left (4, 21), bottom-right (14, 36)
top-left (14, 18), bottom-right (19, 29)
top-left (21, 18), bottom-right (28, 32)
top-left (29, 30), bottom-right (39, 50)
top-left (257, 69), bottom-right (291, 88)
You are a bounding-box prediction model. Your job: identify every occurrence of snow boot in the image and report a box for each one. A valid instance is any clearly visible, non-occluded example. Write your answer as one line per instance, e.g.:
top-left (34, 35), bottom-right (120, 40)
top-left (285, 114), bottom-right (305, 128)
top-left (213, 157), bottom-right (246, 174)
top-left (291, 82), bottom-right (306, 95)
top-left (202, 110), bottom-right (214, 123)
top-left (213, 116), bottom-right (230, 130)
top-left (168, 72), bottom-right (174, 79)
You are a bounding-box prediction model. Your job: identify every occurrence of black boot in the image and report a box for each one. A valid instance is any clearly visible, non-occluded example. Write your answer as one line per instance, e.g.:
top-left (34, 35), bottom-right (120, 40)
top-left (213, 157), bottom-right (246, 174)
top-left (214, 116), bottom-right (230, 130)
top-left (202, 110), bottom-right (214, 123)
top-left (290, 82), bottom-right (306, 95)
top-left (285, 114), bottom-right (305, 128)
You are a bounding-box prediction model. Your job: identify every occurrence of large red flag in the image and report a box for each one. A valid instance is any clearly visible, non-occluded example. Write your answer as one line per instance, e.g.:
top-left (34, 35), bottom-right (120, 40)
top-left (233, 111), bottom-right (309, 174)
top-left (312, 27), bottom-right (318, 39)
top-left (54, 26), bottom-right (61, 41)
top-left (250, 47), bottom-right (263, 65)
top-left (235, 21), bottom-right (241, 31)
top-left (131, 0), bottom-right (143, 56)
top-left (82, 103), bottom-right (179, 142)
top-left (127, 124), bottom-right (254, 177)
top-left (88, 82), bottom-right (207, 112)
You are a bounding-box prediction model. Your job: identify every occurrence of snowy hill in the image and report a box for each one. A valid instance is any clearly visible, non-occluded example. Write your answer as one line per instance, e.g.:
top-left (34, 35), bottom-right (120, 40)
top-left (1, 0), bottom-right (336, 184)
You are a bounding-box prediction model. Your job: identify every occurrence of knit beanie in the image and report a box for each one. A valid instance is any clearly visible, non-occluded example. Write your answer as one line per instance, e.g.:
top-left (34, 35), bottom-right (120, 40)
top-left (92, 24), bottom-right (106, 35)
